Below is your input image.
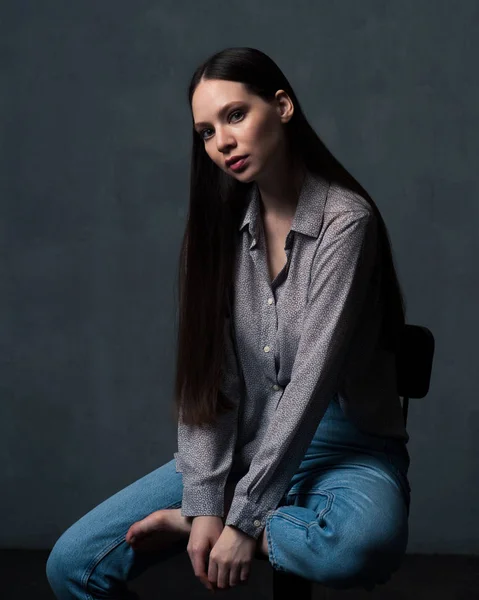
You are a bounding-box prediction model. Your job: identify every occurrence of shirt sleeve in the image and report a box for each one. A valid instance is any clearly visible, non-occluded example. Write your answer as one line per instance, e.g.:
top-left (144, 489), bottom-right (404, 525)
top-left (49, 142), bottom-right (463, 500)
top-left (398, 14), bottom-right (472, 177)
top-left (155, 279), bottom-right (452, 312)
top-left (224, 210), bottom-right (378, 539)
top-left (175, 310), bottom-right (244, 518)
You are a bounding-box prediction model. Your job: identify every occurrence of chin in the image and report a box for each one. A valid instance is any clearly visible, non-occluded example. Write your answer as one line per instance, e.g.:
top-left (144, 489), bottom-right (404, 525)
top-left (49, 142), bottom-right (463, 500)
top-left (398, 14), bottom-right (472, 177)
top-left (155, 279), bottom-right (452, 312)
top-left (234, 165), bottom-right (257, 183)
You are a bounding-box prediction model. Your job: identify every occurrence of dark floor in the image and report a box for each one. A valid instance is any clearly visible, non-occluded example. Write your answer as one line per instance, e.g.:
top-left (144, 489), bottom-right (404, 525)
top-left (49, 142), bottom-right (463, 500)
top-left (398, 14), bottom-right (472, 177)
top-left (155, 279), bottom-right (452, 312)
top-left (1, 550), bottom-right (478, 599)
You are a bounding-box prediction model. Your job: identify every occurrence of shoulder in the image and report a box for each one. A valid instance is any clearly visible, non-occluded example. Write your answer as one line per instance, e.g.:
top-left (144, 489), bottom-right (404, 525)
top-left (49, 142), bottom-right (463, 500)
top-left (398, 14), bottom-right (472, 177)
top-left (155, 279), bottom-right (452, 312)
top-left (317, 182), bottom-right (377, 242)
top-left (324, 181), bottom-right (373, 218)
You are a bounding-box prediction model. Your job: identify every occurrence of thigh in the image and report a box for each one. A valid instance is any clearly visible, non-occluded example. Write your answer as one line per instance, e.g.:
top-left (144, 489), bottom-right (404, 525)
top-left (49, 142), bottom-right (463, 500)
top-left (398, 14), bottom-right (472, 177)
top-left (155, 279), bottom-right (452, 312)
top-left (287, 454), bottom-right (408, 545)
top-left (47, 458), bottom-right (186, 598)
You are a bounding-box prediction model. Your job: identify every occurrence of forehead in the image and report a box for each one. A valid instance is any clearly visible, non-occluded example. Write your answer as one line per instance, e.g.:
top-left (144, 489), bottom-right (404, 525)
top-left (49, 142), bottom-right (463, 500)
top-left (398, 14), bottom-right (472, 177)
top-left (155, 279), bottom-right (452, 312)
top-left (192, 79), bottom-right (249, 107)
top-left (192, 80), bottom-right (259, 124)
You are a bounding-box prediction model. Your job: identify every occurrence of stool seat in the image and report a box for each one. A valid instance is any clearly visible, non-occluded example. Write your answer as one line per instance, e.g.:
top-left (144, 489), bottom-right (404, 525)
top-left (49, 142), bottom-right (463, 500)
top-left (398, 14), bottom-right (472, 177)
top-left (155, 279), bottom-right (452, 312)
top-left (256, 551), bottom-right (313, 596)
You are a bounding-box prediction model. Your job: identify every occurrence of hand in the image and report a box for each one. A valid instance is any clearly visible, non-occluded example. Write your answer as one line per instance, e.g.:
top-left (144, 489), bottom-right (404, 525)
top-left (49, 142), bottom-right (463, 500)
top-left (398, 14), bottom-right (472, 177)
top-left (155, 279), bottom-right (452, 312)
top-left (208, 524), bottom-right (257, 589)
top-left (187, 516), bottom-right (224, 593)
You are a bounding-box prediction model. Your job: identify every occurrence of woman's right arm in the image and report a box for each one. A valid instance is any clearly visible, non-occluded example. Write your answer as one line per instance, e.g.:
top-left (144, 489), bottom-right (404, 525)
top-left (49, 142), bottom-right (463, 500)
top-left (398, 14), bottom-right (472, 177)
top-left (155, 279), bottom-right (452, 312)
top-left (176, 314), bottom-right (244, 519)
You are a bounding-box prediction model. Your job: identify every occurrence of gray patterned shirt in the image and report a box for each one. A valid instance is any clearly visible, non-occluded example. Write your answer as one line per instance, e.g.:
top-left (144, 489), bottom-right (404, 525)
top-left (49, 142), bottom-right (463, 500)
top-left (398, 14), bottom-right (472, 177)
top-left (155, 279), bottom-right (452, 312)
top-left (174, 169), bottom-right (408, 540)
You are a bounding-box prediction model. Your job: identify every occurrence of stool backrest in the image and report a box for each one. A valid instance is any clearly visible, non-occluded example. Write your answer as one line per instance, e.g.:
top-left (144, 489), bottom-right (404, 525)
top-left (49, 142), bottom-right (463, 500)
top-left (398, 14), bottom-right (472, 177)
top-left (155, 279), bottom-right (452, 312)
top-left (395, 324), bottom-right (435, 398)
top-left (395, 324), bottom-right (435, 427)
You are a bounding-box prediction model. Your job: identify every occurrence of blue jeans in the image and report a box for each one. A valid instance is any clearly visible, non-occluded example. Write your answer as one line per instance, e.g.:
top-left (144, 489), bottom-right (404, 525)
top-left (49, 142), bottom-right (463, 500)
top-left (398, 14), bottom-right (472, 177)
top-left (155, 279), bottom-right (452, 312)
top-left (46, 393), bottom-right (410, 597)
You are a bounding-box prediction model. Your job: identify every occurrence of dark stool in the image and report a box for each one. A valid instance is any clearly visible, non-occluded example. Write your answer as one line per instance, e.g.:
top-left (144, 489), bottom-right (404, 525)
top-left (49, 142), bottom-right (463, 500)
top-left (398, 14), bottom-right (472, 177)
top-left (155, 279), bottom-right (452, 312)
top-left (256, 324), bottom-right (435, 598)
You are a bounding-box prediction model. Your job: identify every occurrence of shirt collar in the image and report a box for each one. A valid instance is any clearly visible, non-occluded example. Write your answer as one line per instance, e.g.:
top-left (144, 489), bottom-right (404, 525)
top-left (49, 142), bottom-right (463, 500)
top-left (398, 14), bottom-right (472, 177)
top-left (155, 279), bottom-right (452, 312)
top-left (238, 168), bottom-right (330, 241)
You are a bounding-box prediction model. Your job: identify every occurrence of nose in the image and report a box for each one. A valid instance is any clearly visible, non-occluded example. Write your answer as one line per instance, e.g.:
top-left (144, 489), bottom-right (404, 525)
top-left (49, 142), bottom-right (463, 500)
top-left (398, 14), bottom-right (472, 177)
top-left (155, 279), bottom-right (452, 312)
top-left (215, 129), bottom-right (236, 154)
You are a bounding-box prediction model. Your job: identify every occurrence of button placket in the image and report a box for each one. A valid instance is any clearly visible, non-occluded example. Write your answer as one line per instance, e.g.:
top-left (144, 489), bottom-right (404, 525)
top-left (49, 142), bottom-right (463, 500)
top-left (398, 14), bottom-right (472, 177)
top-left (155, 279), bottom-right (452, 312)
top-left (266, 294), bottom-right (283, 393)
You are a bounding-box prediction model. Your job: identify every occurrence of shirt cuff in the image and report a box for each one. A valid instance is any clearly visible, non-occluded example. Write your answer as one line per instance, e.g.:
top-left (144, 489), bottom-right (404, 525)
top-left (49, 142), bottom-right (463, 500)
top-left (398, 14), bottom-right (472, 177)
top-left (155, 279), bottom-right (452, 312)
top-left (180, 482), bottom-right (227, 518)
top-left (224, 493), bottom-right (277, 540)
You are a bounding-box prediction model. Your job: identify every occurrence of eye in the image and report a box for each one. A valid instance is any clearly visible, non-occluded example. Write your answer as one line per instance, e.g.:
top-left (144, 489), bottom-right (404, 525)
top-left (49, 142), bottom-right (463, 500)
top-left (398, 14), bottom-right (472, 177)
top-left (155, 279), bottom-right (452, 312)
top-left (229, 110), bottom-right (244, 122)
top-left (199, 110), bottom-right (244, 141)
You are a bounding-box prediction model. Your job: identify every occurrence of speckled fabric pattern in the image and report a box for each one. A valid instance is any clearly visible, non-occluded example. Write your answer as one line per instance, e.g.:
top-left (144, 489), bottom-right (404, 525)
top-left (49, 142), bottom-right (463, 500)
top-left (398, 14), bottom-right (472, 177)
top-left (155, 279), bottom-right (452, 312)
top-left (175, 169), bottom-right (408, 540)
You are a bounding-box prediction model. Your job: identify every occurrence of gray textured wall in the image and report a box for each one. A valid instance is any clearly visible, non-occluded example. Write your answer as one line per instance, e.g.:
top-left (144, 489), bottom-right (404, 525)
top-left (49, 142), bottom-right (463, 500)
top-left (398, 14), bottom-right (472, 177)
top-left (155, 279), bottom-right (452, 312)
top-left (1, 1), bottom-right (477, 554)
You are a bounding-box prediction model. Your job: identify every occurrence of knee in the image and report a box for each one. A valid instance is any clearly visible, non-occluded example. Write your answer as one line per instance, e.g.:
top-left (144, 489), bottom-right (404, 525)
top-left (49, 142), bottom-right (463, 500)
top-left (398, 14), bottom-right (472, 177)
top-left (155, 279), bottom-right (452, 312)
top-left (46, 528), bottom-right (86, 597)
top-left (340, 528), bottom-right (408, 587)
top-left (46, 533), bottom-right (72, 594)
top-left (320, 524), bottom-right (408, 589)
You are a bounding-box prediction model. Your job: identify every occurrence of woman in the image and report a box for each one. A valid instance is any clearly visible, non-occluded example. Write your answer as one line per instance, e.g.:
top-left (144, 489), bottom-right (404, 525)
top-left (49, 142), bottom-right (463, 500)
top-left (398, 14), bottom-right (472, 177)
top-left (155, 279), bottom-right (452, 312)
top-left (46, 47), bottom-right (411, 598)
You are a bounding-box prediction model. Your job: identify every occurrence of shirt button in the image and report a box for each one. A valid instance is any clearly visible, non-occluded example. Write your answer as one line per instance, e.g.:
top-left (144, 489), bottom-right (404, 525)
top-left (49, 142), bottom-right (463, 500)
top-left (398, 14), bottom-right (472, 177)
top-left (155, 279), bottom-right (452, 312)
top-left (267, 297), bottom-right (273, 305)
top-left (253, 520), bottom-right (261, 527)
top-left (272, 384), bottom-right (280, 391)
top-left (263, 346), bottom-right (270, 352)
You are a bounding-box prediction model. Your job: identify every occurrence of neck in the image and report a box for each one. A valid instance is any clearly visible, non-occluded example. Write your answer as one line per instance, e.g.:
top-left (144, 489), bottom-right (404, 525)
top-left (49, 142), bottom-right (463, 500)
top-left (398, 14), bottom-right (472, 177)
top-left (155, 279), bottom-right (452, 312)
top-left (256, 154), bottom-right (307, 223)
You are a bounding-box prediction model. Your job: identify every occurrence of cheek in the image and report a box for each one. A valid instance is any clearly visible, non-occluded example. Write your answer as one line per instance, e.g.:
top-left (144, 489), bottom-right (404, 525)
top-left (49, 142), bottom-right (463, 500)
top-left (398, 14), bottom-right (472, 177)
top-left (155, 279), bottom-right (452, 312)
top-left (254, 119), bottom-right (282, 153)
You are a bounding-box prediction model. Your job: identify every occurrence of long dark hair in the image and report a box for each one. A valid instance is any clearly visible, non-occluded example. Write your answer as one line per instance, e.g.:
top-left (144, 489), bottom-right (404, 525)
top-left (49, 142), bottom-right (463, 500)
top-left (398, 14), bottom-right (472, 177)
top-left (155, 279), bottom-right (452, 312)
top-left (172, 47), bottom-right (407, 427)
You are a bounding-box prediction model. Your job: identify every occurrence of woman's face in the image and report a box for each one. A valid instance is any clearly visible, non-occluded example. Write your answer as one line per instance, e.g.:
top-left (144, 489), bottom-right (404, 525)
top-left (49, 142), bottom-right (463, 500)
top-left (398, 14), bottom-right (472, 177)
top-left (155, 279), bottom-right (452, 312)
top-left (191, 78), bottom-right (294, 182)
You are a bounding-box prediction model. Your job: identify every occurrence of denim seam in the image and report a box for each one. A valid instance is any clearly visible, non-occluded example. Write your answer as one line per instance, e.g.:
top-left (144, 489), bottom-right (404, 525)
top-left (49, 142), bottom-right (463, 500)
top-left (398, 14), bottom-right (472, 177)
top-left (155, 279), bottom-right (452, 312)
top-left (286, 490), bottom-right (334, 525)
top-left (315, 490), bottom-right (334, 524)
top-left (82, 533), bottom-right (127, 600)
top-left (81, 500), bottom-right (181, 599)
top-left (265, 511), bottom-right (286, 572)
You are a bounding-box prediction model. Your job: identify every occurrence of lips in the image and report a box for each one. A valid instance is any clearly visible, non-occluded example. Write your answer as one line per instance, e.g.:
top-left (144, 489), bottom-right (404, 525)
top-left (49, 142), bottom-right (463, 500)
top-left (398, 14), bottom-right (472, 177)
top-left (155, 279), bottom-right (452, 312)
top-left (226, 155), bottom-right (248, 167)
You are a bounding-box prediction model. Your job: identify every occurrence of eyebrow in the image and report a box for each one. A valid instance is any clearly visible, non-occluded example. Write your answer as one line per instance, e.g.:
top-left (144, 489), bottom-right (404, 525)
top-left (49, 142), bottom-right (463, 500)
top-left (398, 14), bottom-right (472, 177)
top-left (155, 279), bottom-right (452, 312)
top-left (194, 101), bottom-right (245, 130)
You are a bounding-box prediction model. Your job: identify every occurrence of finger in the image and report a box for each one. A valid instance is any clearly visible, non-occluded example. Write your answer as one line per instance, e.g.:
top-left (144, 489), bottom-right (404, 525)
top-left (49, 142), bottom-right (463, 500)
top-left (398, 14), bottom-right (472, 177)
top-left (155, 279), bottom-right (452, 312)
top-left (207, 556), bottom-right (219, 590)
top-left (229, 563), bottom-right (242, 588)
top-left (240, 563), bottom-right (250, 585)
top-left (190, 551), bottom-right (215, 592)
top-left (215, 560), bottom-right (229, 590)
